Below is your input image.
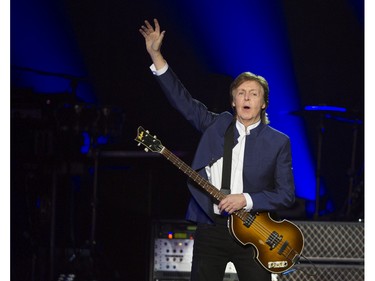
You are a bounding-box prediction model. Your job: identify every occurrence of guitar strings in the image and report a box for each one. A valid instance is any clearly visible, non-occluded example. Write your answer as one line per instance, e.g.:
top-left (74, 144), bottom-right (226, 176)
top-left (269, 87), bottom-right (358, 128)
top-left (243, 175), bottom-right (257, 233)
top-left (162, 148), bottom-right (226, 201)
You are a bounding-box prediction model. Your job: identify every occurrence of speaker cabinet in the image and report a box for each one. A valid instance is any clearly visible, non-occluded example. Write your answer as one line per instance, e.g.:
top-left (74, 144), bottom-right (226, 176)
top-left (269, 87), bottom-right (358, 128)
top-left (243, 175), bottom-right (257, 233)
top-left (296, 221), bottom-right (364, 261)
top-left (277, 264), bottom-right (364, 281)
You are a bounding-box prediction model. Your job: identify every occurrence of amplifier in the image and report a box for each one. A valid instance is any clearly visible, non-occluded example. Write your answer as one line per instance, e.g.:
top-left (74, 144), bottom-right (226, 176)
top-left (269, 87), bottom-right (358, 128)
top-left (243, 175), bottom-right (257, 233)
top-left (277, 263), bottom-right (364, 281)
top-left (296, 221), bottom-right (364, 262)
top-left (150, 220), bottom-right (238, 281)
top-left (283, 221), bottom-right (365, 281)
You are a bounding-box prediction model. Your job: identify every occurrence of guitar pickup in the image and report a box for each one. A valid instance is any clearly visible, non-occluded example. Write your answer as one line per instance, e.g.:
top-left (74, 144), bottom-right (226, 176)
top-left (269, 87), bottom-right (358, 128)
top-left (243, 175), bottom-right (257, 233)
top-left (266, 231), bottom-right (283, 250)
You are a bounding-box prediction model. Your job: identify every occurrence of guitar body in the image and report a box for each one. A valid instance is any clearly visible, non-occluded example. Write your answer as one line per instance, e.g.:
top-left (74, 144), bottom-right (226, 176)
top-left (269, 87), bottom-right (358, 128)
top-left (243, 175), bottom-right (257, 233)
top-left (228, 212), bottom-right (304, 274)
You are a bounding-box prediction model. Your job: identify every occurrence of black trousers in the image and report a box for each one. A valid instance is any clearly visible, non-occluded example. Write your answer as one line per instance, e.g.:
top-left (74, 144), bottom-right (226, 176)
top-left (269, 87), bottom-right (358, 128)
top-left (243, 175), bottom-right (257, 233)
top-left (190, 215), bottom-right (271, 281)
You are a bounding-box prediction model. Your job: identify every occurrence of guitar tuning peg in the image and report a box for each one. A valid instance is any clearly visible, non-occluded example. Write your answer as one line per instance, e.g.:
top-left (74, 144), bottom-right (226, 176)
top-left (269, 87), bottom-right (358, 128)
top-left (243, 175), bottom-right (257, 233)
top-left (154, 135), bottom-right (157, 138)
top-left (137, 143), bottom-right (141, 146)
top-left (144, 148), bottom-right (149, 152)
top-left (146, 130), bottom-right (150, 133)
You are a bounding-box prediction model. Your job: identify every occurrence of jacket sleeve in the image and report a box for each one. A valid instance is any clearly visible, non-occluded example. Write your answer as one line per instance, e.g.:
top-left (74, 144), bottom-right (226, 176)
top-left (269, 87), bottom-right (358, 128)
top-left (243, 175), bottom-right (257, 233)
top-left (154, 67), bottom-right (218, 132)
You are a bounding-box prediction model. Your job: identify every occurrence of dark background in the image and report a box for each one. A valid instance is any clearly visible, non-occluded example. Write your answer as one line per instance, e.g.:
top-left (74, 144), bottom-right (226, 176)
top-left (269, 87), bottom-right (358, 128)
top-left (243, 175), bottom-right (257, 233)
top-left (11, 1), bottom-right (364, 280)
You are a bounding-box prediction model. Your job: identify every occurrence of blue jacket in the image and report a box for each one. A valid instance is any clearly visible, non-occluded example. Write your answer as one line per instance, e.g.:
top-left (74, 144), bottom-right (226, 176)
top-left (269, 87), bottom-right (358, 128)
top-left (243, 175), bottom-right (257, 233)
top-left (155, 67), bottom-right (295, 224)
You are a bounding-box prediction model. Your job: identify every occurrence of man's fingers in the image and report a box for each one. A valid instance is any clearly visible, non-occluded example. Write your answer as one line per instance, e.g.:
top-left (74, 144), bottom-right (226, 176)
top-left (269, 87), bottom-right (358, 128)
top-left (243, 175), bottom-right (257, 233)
top-left (154, 18), bottom-right (160, 33)
top-left (139, 26), bottom-right (147, 36)
top-left (157, 30), bottom-right (166, 41)
top-left (144, 20), bottom-right (153, 29)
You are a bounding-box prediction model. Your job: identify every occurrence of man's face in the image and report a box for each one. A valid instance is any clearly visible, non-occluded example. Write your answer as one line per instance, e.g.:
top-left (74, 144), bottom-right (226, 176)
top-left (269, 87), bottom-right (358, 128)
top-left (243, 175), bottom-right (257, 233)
top-left (232, 80), bottom-right (266, 127)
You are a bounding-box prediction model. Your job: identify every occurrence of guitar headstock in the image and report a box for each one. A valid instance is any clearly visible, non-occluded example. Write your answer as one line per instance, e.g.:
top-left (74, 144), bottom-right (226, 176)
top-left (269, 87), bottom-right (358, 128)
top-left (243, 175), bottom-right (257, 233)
top-left (135, 126), bottom-right (164, 153)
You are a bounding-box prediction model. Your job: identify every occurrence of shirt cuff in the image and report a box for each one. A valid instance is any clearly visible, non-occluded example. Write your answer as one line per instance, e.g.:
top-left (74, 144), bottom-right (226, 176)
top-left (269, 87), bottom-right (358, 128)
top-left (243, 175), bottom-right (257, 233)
top-left (150, 63), bottom-right (168, 76)
top-left (243, 193), bottom-right (253, 211)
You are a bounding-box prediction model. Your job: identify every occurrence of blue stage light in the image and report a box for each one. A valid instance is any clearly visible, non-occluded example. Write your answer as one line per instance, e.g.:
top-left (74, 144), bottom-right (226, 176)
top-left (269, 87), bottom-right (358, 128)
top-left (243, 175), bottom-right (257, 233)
top-left (11, 0), bottom-right (96, 103)
top-left (304, 105), bottom-right (347, 112)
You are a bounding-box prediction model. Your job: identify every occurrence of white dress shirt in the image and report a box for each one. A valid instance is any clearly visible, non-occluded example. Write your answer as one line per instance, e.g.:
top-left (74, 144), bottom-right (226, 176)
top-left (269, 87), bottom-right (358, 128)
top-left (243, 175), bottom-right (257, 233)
top-left (206, 120), bottom-right (260, 214)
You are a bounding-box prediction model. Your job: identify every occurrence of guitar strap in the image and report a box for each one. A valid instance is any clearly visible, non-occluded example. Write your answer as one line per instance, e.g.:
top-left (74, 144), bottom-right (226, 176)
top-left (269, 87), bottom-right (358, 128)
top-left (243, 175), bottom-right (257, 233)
top-left (221, 118), bottom-right (236, 195)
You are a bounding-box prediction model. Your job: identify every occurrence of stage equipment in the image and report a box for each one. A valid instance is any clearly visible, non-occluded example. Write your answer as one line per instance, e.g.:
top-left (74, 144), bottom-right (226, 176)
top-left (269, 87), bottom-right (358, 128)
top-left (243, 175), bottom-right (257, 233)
top-left (291, 105), bottom-right (363, 220)
top-left (150, 220), bottom-right (239, 281)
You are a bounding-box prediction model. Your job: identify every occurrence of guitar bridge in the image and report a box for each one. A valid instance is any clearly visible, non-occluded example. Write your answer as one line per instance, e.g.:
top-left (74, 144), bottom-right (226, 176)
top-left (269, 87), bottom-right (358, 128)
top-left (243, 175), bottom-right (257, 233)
top-left (277, 241), bottom-right (289, 255)
top-left (266, 231), bottom-right (283, 250)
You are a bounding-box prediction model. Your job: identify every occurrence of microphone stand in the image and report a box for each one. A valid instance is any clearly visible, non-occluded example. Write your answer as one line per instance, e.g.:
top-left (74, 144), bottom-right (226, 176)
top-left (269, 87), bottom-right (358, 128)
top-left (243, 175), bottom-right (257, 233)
top-left (90, 147), bottom-right (99, 250)
top-left (313, 114), bottom-right (324, 220)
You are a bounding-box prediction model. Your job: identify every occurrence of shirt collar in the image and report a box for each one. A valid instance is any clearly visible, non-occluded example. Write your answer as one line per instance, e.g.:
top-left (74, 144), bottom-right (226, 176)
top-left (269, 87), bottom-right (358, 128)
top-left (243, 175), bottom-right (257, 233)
top-left (236, 120), bottom-right (261, 136)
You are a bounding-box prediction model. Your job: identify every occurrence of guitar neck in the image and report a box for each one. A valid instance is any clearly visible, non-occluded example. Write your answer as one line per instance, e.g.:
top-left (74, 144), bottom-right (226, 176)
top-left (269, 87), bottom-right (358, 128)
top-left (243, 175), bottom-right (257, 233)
top-left (160, 147), bottom-right (226, 203)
